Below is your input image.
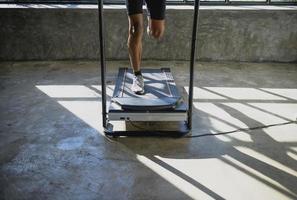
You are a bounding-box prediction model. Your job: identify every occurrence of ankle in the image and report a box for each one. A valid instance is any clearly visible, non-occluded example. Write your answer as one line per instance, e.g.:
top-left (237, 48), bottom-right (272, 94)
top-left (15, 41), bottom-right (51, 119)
top-left (134, 70), bottom-right (142, 76)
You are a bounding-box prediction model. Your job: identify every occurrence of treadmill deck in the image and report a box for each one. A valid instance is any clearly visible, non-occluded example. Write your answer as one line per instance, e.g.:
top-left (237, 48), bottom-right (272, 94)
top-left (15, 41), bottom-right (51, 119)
top-left (108, 68), bottom-right (188, 121)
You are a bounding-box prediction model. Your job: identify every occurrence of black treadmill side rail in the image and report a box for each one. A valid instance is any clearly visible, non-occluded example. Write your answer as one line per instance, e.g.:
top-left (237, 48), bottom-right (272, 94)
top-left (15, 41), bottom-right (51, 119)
top-left (188, 0), bottom-right (200, 130)
top-left (98, 0), bottom-right (107, 129)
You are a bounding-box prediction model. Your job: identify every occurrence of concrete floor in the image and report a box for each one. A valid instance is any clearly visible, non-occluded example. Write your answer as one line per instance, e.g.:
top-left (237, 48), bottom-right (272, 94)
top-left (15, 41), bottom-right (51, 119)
top-left (0, 61), bottom-right (297, 200)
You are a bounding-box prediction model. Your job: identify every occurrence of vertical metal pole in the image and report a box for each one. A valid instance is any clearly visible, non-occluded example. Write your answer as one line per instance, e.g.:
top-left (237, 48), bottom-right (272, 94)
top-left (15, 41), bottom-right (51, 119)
top-left (98, 0), bottom-right (107, 129)
top-left (188, 0), bottom-right (200, 130)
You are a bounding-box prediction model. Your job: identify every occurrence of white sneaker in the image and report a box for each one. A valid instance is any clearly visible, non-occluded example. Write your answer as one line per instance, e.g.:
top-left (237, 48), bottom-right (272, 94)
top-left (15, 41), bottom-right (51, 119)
top-left (131, 75), bottom-right (145, 95)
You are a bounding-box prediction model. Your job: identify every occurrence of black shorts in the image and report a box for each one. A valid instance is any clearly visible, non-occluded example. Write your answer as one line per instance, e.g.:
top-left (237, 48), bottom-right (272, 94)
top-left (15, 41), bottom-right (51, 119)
top-left (126, 0), bottom-right (166, 20)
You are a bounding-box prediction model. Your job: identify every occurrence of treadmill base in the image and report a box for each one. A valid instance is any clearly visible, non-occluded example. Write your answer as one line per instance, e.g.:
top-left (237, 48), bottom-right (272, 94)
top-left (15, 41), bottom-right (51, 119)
top-left (104, 121), bottom-right (190, 137)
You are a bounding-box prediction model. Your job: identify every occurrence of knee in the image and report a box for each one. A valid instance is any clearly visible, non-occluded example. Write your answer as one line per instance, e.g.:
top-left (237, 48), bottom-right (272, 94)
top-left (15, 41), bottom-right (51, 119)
top-left (129, 23), bottom-right (143, 40)
top-left (150, 29), bottom-right (164, 40)
top-left (127, 23), bottom-right (143, 48)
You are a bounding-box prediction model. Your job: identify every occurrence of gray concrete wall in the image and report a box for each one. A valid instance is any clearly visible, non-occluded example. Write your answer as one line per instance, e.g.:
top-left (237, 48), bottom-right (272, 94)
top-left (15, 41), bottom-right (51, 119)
top-left (0, 6), bottom-right (297, 62)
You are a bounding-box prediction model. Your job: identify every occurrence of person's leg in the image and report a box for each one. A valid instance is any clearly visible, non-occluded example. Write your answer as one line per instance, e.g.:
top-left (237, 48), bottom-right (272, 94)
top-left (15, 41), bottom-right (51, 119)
top-left (126, 0), bottom-right (145, 94)
top-left (127, 14), bottom-right (144, 73)
top-left (146, 0), bottom-right (166, 39)
top-left (128, 15), bottom-right (145, 94)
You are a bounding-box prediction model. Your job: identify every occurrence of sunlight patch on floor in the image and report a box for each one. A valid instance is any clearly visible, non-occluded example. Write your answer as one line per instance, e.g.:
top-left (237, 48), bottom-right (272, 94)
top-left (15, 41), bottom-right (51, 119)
top-left (191, 87), bottom-right (227, 100)
top-left (36, 85), bottom-right (100, 98)
top-left (234, 146), bottom-right (297, 177)
top-left (260, 88), bottom-right (297, 100)
top-left (91, 85), bottom-right (115, 98)
top-left (155, 155), bottom-right (296, 200)
top-left (248, 103), bottom-right (297, 121)
top-left (287, 147), bottom-right (297, 161)
top-left (36, 85), bottom-right (103, 134)
top-left (58, 101), bottom-right (102, 132)
top-left (193, 102), bottom-right (253, 142)
top-left (203, 87), bottom-right (286, 100)
top-left (289, 147), bottom-right (297, 153)
top-left (287, 151), bottom-right (297, 161)
top-left (136, 155), bottom-right (216, 200)
top-left (220, 103), bottom-right (288, 125)
top-left (262, 124), bottom-right (297, 142)
top-left (194, 103), bottom-right (250, 128)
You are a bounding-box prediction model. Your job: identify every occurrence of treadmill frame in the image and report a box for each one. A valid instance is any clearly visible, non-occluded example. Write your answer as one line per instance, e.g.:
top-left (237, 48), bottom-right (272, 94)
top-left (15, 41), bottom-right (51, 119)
top-left (97, 0), bottom-right (200, 136)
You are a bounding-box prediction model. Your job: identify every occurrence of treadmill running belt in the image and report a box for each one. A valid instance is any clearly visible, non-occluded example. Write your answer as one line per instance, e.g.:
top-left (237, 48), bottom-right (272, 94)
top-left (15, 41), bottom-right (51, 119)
top-left (111, 68), bottom-right (183, 111)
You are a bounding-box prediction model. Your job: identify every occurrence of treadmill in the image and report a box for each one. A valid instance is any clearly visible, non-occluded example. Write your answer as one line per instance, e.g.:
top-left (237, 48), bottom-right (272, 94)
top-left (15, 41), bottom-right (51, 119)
top-left (97, 0), bottom-right (200, 136)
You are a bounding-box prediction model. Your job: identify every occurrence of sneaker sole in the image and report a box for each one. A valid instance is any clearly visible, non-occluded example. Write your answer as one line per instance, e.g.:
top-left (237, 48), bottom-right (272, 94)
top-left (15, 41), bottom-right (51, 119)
top-left (134, 89), bottom-right (145, 95)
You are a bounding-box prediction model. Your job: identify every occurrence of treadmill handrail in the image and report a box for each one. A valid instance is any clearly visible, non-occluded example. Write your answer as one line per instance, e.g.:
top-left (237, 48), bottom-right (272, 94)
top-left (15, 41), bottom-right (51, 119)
top-left (188, 0), bottom-right (200, 129)
top-left (98, 0), bottom-right (107, 128)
